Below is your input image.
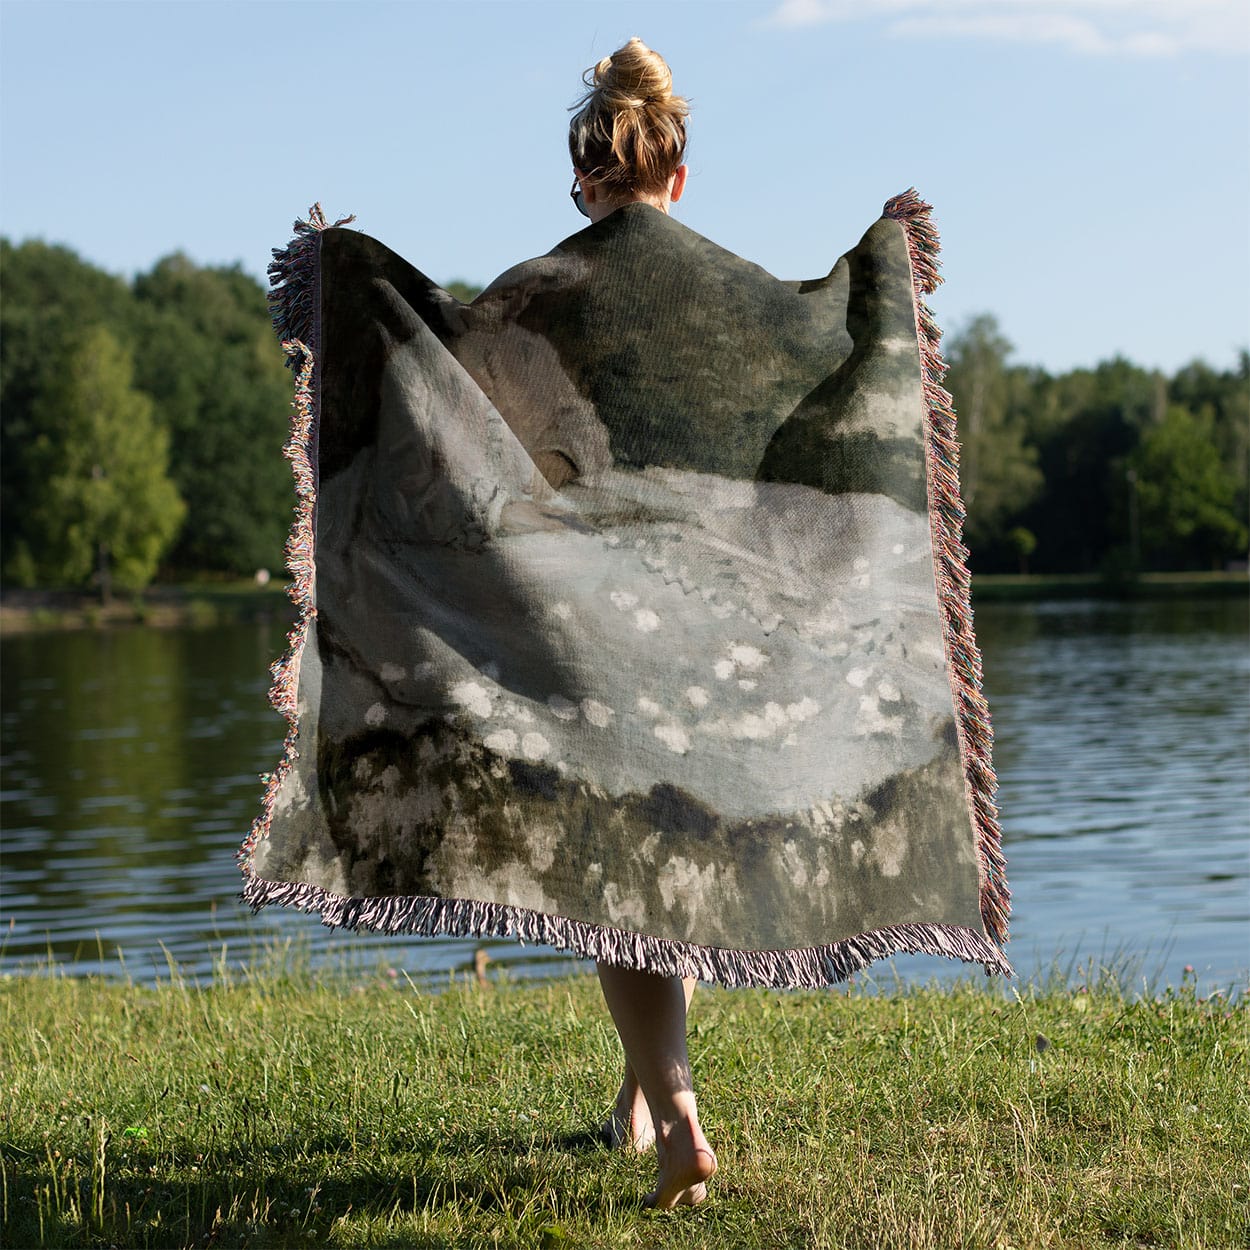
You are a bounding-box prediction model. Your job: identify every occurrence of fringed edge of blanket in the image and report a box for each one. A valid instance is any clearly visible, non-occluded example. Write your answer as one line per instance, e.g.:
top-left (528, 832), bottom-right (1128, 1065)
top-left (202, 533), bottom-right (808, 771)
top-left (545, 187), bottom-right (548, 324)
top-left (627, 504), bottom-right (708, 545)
top-left (237, 204), bottom-right (351, 879)
top-left (264, 203), bottom-right (355, 359)
top-left (883, 188), bottom-right (1011, 950)
top-left (240, 871), bottom-right (1014, 987)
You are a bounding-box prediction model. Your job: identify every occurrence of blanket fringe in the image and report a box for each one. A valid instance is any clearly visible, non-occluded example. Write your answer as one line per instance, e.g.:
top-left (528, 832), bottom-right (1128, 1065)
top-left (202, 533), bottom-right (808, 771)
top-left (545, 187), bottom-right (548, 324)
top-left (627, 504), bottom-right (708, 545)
top-left (241, 871), bottom-right (1013, 988)
top-left (266, 203), bottom-right (355, 361)
top-left (883, 188), bottom-right (1011, 948)
top-left (238, 203), bottom-right (348, 873)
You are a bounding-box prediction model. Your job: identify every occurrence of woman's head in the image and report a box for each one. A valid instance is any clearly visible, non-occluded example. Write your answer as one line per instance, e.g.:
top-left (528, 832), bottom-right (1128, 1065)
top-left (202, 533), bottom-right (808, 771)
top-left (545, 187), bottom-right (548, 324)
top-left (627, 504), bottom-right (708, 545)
top-left (568, 37), bottom-right (688, 204)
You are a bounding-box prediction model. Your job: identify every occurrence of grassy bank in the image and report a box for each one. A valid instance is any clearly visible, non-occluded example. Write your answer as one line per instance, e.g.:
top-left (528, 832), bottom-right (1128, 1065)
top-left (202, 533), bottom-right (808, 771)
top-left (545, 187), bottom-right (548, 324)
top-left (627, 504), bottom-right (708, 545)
top-left (2, 964), bottom-right (1245, 1249)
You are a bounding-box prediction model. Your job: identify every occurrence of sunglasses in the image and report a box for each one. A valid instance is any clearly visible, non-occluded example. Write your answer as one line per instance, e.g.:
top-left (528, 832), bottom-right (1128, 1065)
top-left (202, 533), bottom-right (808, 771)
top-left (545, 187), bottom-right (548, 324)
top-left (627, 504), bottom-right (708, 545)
top-left (570, 176), bottom-right (589, 219)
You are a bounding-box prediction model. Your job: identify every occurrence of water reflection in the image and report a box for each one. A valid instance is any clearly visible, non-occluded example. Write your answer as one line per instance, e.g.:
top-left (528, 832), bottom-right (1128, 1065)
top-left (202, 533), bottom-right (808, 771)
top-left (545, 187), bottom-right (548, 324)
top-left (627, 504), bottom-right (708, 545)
top-left (0, 622), bottom-right (575, 985)
top-left (1, 596), bottom-right (1246, 991)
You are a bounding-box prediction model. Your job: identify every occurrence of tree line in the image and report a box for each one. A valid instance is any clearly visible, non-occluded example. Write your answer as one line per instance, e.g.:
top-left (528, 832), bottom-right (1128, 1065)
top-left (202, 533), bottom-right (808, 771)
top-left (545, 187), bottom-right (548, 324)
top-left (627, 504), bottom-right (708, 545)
top-left (1, 238), bottom-right (1245, 595)
top-left (945, 315), bottom-right (1247, 575)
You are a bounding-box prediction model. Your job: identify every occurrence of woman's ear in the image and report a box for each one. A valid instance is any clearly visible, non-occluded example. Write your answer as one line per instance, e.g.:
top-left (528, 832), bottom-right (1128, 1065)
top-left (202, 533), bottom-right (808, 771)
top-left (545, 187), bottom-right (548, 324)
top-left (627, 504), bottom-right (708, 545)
top-left (574, 168), bottom-right (598, 205)
top-left (669, 164), bottom-right (688, 203)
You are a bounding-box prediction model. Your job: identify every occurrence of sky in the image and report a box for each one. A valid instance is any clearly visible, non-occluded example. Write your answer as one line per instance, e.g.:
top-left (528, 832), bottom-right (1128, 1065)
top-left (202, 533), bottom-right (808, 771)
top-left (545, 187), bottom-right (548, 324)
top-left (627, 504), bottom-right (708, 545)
top-left (1, 0), bottom-right (1247, 375)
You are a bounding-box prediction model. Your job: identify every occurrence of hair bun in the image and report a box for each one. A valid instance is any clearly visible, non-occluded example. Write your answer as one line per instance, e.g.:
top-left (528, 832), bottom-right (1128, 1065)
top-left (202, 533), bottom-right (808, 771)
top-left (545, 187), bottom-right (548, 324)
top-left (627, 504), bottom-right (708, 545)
top-left (595, 36), bottom-right (673, 109)
top-left (569, 37), bottom-right (689, 196)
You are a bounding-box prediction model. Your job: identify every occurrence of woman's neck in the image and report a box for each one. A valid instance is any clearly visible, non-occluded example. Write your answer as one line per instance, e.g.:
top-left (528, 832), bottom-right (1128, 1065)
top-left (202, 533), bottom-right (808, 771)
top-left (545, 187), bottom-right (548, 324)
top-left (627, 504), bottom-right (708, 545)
top-left (586, 194), bottom-right (669, 225)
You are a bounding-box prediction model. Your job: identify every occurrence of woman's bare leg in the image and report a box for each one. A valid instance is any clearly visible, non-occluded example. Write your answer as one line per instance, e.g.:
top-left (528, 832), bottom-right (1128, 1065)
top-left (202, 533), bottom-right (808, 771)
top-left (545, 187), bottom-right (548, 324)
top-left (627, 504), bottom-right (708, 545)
top-left (596, 964), bottom-right (717, 1208)
top-left (602, 977), bottom-right (696, 1151)
top-left (602, 1057), bottom-right (655, 1151)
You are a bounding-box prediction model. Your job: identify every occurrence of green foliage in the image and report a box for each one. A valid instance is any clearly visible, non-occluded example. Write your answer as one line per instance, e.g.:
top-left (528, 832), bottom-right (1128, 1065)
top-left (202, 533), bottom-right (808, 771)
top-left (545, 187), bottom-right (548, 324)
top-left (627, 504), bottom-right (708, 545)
top-left (1028, 357), bottom-right (1165, 573)
top-left (19, 327), bottom-right (184, 595)
top-left (943, 315), bottom-right (1249, 574)
top-left (445, 278), bottom-right (484, 303)
top-left (1169, 351), bottom-right (1250, 533)
top-left (1006, 526), bottom-right (1037, 573)
top-left (944, 315), bottom-right (1043, 553)
top-left (1, 236), bottom-right (1245, 586)
top-left (131, 255), bottom-right (294, 574)
top-left (1130, 405), bottom-right (1247, 569)
top-left (0, 240), bottom-right (140, 580)
top-left (1, 240), bottom-right (292, 584)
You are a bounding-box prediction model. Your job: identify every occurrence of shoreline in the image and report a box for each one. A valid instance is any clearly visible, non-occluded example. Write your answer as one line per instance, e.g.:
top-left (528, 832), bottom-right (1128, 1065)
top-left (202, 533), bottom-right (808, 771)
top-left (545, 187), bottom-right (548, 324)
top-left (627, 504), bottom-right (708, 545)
top-left (969, 569), bottom-right (1249, 601)
top-left (0, 581), bottom-right (295, 635)
top-left (1, 571), bottom-right (1245, 635)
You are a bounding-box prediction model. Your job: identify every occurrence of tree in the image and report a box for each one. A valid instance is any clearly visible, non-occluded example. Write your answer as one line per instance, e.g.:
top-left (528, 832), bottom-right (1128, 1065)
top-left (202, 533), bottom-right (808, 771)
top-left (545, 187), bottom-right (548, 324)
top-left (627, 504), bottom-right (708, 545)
top-left (1169, 353), bottom-right (1250, 537)
top-left (444, 280), bottom-right (483, 303)
top-left (1, 239), bottom-right (140, 579)
top-left (23, 327), bottom-right (185, 597)
top-left (1129, 405), bottom-right (1247, 570)
top-left (943, 315), bottom-right (1043, 564)
top-left (1019, 357), bottom-right (1162, 572)
top-left (1007, 526), bottom-right (1037, 574)
top-left (3, 232), bottom-right (1241, 588)
top-left (131, 255), bottom-right (294, 573)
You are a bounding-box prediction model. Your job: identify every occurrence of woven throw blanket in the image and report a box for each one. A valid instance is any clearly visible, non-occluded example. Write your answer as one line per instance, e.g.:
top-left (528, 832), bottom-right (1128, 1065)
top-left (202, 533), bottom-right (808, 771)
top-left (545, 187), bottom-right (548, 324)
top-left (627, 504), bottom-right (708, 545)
top-left (238, 191), bottom-right (1012, 987)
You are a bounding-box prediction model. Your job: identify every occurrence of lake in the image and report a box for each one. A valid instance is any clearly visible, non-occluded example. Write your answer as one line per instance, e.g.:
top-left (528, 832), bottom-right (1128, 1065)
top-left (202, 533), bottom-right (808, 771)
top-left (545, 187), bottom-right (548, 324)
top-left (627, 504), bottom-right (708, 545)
top-left (2, 596), bottom-right (1246, 994)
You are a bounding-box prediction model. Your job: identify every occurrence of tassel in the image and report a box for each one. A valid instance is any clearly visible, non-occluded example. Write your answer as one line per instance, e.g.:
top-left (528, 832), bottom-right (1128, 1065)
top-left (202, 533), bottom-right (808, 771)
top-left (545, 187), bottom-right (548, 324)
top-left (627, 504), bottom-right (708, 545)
top-left (883, 188), bottom-right (1011, 947)
top-left (238, 204), bottom-right (351, 872)
top-left (241, 871), bottom-right (1014, 989)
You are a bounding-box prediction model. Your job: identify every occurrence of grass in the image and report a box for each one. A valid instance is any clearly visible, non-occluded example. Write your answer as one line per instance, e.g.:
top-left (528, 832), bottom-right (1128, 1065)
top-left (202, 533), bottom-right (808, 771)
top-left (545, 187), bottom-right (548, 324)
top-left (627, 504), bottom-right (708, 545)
top-left (1, 957), bottom-right (1246, 1250)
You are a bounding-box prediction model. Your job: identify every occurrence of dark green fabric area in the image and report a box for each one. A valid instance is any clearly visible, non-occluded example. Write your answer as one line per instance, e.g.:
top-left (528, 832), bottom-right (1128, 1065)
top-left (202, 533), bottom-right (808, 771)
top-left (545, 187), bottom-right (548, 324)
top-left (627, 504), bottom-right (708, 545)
top-left (319, 206), bottom-right (925, 508)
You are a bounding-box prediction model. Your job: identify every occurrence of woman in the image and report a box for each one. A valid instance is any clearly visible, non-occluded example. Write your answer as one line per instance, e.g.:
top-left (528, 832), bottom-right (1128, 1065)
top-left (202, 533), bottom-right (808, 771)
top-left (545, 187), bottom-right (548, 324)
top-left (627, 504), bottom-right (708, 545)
top-left (246, 32), bottom-right (1010, 1222)
top-left (566, 37), bottom-right (717, 1210)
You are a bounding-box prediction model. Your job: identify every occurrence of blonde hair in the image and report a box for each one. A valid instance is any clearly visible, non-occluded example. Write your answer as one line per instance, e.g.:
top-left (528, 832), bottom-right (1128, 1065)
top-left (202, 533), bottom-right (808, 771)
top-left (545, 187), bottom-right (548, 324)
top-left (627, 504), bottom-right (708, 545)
top-left (568, 37), bottom-right (689, 197)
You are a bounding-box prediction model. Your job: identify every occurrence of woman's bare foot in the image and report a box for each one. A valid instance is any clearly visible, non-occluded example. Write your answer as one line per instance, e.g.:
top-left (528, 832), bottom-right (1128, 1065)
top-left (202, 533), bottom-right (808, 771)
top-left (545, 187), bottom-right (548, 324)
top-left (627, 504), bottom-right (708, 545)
top-left (644, 1115), bottom-right (717, 1209)
top-left (602, 1074), bottom-right (655, 1151)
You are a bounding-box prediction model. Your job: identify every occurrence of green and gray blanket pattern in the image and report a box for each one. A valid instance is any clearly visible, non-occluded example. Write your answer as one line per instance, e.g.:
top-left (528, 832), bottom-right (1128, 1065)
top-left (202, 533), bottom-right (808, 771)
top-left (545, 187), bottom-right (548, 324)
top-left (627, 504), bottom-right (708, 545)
top-left (239, 193), bottom-right (1011, 987)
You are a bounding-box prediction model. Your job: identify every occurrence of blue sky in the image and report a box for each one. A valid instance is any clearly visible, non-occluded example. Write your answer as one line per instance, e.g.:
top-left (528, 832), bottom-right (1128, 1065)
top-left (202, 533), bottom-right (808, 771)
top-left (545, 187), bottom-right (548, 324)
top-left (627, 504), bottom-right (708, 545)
top-left (2, 0), bottom-right (1247, 374)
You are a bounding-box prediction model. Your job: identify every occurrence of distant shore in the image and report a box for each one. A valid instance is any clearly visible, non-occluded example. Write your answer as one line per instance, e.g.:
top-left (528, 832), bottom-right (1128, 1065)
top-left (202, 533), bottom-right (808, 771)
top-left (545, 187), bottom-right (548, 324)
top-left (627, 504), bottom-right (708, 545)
top-left (968, 569), bottom-right (1249, 601)
top-left (0, 580), bottom-right (294, 635)
top-left (1, 570), bottom-right (1244, 636)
